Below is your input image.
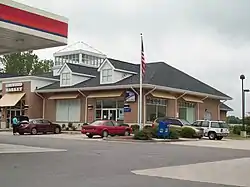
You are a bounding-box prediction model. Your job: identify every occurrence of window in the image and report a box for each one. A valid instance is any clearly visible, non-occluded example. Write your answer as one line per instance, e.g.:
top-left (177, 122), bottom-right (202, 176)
top-left (146, 97), bottom-right (167, 122)
top-left (193, 121), bottom-right (202, 127)
top-left (61, 73), bottom-right (71, 86)
top-left (102, 69), bottom-right (112, 82)
top-left (105, 121), bottom-right (114, 126)
top-left (56, 99), bottom-right (80, 122)
top-left (169, 119), bottom-right (182, 126)
top-left (211, 122), bottom-right (220, 128)
top-left (201, 121), bottom-right (209, 127)
top-left (42, 120), bottom-right (50, 124)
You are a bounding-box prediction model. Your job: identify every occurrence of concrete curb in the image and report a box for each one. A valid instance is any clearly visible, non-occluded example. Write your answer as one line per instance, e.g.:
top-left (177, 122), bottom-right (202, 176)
top-left (61, 131), bottom-right (81, 135)
top-left (103, 137), bottom-right (199, 143)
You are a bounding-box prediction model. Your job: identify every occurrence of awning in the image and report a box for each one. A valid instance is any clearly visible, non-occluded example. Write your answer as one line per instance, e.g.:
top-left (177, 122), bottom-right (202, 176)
top-left (88, 91), bottom-right (123, 98)
top-left (183, 96), bottom-right (203, 103)
top-left (151, 91), bottom-right (176, 100)
top-left (48, 93), bottom-right (79, 100)
top-left (0, 93), bottom-right (25, 107)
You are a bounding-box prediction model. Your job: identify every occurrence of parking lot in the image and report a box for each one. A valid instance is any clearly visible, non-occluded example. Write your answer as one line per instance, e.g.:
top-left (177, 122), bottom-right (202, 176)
top-left (1, 132), bottom-right (250, 187)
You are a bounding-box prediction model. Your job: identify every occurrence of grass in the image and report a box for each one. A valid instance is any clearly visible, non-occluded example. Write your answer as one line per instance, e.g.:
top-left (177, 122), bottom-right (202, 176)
top-left (226, 133), bottom-right (250, 140)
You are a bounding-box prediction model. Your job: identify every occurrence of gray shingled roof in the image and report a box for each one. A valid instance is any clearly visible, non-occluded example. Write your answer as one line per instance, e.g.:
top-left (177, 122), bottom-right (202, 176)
top-left (108, 58), bottom-right (139, 73)
top-left (0, 72), bottom-right (21, 78)
top-left (38, 60), bottom-right (230, 98)
top-left (37, 72), bottom-right (60, 79)
top-left (67, 63), bottom-right (98, 76)
top-left (220, 103), bottom-right (233, 111)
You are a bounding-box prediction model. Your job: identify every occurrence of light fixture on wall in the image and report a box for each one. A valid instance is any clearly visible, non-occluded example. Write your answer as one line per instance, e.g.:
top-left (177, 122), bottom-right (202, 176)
top-left (87, 104), bottom-right (93, 110)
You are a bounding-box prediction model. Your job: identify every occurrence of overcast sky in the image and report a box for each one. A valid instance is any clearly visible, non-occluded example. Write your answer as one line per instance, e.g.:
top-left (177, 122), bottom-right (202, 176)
top-left (16, 0), bottom-right (250, 117)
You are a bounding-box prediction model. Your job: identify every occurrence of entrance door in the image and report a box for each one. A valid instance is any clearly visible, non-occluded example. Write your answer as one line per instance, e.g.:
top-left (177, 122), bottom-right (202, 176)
top-left (109, 110), bottom-right (116, 121)
top-left (102, 110), bottom-right (109, 120)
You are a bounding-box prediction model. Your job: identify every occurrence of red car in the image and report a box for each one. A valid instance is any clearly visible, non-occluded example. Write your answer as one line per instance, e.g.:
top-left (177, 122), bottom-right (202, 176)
top-left (17, 118), bottom-right (61, 135)
top-left (81, 120), bottom-right (132, 138)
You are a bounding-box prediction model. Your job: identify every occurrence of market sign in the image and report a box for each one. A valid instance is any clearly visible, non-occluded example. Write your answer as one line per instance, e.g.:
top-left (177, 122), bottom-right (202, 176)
top-left (5, 83), bottom-right (23, 92)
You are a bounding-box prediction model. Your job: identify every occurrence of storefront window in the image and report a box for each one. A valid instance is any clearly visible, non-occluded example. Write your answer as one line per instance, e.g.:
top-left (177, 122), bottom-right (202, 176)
top-left (178, 101), bottom-right (196, 123)
top-left (102, 100), bottom-right (116, 108)
top-left (95, 110), bottom-right (101, 120)
top-left (146, 98), bottom-right (167, 122)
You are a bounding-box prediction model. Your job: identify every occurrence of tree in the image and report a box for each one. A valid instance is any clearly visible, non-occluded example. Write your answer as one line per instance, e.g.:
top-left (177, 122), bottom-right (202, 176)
top-left (226, 116), bottom-right (242, 124)
top-left (0, 51), bottom-right (53, 75)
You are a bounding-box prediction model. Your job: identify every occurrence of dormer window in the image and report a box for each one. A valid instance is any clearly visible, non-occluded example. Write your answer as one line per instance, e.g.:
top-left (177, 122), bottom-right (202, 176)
top-left (102, 68), bottom-right (112, 83)
top-left (61, 72), bottom-right (71, 86)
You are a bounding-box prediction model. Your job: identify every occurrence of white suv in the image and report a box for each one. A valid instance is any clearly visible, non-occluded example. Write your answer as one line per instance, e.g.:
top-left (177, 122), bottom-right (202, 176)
top-left (192, 120), bottom-right (229, 140)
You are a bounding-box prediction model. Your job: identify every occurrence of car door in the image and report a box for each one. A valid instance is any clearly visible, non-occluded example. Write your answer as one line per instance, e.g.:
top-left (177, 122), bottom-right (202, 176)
top-left (104, 121), bottom-right (116, 135)
top-left (42, 120), bottom-right (53, 132)
top-left (35, 119), bottom-right (45, 132)
top-left (201, 121), bottom-right (210, 136)
top-left (112, 121), bottom-right (124, 135)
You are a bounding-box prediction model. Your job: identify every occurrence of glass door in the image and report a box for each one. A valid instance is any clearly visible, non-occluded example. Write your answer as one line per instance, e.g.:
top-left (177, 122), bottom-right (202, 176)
top-left (102, 110), bottom-right (109, 120)
top-left (109, 110), bottom-right (117, 121)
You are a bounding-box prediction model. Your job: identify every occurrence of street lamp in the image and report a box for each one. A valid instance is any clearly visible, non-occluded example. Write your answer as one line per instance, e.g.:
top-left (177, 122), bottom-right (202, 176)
top-left (240, 74), bottom-right (247, 135)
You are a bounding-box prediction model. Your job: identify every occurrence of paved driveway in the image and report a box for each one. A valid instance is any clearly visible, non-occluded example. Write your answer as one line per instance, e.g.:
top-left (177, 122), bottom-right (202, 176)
top-left (1, 133), bottom-right (250, 187)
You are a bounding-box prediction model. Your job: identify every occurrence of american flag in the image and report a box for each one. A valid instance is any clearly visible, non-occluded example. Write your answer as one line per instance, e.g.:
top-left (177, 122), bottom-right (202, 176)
top-left (141, 34), bottom-right (146, 78)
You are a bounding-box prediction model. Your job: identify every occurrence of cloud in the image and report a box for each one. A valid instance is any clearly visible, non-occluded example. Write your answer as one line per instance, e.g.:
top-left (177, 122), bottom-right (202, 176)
top-left (15, 0), bottom-right (250, 116)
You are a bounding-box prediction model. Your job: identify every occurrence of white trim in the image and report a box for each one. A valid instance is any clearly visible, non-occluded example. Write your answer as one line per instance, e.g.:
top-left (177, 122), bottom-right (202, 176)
top-left (57, 63), bottom-right (72, 75)
top-left (0, 76), bottom-right (59, 83)
top-left (36, 83), bottom-right (231, 100)
top-left (2, 0), bottom-right (68, 23)
top-left (60, 72), bottom-right (72, 87)
top-left (115, 69), bottom-right (137, 75)
top-left (0, 21), bottom-right (67, 45)
top-left (72, 72), bottom-right (96, 78)
top-left (97, 59), bottom-right (115, 72)
top-left (54, 49), bottom-right (106, 59)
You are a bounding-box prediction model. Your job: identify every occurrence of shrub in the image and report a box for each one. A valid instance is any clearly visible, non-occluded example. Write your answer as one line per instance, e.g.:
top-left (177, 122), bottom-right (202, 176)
top-left (65, 127), bottom-right (69, 131)
top-left (133, 129), bottom-right (152, 140)
top-left (131, 124), bottom-right (140, 132)
top-left (143, 125), bottom-right (153, 130)
top-left (68, 122), bottom-right (73, 128)
top-left (246, 125), bottom-right (250, 135)
top-left (120, 123), bottom-right (129, 127)
top-left (233, 125), bottom-right (242, 135)
top-left (72, 126), bottom-right (77, 131)
top-left (169, 128), bottom-right (180, 139)
top-left (62, 124), bottom-right (66, 129)
top-left (180, 127), bottom-right (196, 138)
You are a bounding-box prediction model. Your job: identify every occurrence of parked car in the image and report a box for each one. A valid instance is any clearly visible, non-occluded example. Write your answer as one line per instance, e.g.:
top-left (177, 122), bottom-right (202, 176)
top-left (192, 120), bottom-right (229, 140)
top-left (81, 120), bottom-right (132, 138)
top-left (17, 118), bottom-right (61, 135)
top-left (152, 117), bottom-right (204, 138)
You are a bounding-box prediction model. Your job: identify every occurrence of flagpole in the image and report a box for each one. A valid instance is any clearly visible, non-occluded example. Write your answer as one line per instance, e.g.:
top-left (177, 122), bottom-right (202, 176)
top-left (139, 33), bottom-right (143, 130)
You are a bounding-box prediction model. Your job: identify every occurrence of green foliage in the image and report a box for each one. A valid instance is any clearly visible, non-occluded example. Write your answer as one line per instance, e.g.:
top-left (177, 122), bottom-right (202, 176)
top-left (180, 127), bottom-right (196, 138)
top-left (232, 125), bottom-right (242, 135)
top-left (68, 122), bottom-right (73, 128)
top-left (0, 51), bottom-right (53, 75)
top-left (133, 129), bottom-right (152, 140)
top-left (169, 128), bottom-right (180, 139)
top-left (246, 125), bottom-right (250, 134)
top-left (131, 124), bottom-right (140, 132)
top-left (226, 116), bottom-right (242, 124)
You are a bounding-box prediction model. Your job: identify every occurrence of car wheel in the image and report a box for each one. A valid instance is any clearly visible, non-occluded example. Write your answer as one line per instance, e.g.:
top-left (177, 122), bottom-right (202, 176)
top-left (216, 136), bottom-right (223, 140)
top-left (102, 130), bottom-right (108, 138)
top-left (208, 132), bottom-right (216, 140)
top-left (124, 130), bottom-right (130, 136)
top-left (54, 127), bottom-right (61, 134)
top-left (87, 134), bottom-right (93, 138)
top-left (31, 128), bottom-right (37, 135)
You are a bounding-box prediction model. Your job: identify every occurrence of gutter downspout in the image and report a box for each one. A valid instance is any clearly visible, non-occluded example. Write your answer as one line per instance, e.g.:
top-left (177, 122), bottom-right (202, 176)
top-left (35, 92), bottom-right (45, 119)
top-left (175, 92), bottom-right (187, 118)
top-left (78, 90), bottom-right (87, 123)
top-left (144, 87), bottom-right (157, 125)
top-left (198, 96), bottom-right (209, 120)
top-left (218, 100), bottom-right (226, 121)
top-left (131, 87), bottom-right (139, 125)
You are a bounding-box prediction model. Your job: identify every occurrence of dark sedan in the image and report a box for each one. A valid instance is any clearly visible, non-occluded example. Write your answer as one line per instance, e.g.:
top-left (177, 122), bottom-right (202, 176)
top-left (17, 119), bottom-right (61, 135)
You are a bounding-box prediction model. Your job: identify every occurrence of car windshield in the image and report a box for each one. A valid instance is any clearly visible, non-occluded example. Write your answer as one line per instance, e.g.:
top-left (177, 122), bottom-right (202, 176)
top-left (179, 119), bottom-right (191, 125)
top-left (90, 120), bottom-right (104, 126)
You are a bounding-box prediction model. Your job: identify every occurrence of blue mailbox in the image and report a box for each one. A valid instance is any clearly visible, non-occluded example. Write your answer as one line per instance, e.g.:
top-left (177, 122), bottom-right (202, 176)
top-left (157, 121), bottom-right (170, 138)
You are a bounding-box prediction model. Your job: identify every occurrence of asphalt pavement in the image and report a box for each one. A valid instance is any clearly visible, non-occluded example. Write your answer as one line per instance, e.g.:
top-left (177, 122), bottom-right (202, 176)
top-left (0, 133), bottom-right (250, 187)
